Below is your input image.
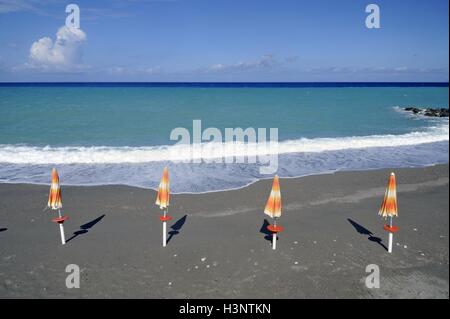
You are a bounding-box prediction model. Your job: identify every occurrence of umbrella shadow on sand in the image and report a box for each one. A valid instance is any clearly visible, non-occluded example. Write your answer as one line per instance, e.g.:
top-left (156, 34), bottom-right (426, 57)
top-left (347, 218), bottom-right (387, 251)
top-left (67, 214), bottom-right (106, 243)
top-left (167, 215), bottom-right (187, 245)
top-left (260, 219), bottom-right (275, 243)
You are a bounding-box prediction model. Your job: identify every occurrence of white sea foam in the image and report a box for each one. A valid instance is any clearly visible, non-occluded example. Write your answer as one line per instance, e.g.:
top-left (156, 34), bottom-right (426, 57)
top-left (0, 123), bottom-right (448, 164)
top-left (0, 141), bottom-right (448, 193)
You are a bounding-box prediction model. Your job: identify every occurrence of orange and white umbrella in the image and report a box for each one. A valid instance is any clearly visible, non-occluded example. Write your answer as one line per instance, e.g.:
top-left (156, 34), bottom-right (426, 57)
top-left (47, 168), bottom-right (62, 211)
top-left (47, 168), bottom-right (68, 245)
top-left (379, 172), bottom-right (399, 253)
top-left (264, 175), bottom-right (283, 250)
top-left (156, 167), bottom-right (170, 209)
top-left (155, 167), bottom-right (171, 247)
top-left (264, 175), bottom-right (282, 219)
top-left (379, 172), bottom-right (398, 219)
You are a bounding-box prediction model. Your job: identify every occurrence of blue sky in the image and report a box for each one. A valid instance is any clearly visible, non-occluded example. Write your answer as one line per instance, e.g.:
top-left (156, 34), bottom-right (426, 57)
top-left (0, 0), bottom-right (448, 82)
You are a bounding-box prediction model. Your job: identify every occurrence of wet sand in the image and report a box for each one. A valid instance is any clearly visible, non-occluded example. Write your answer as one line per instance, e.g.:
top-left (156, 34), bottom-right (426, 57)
top-left (0, 164), bottom-right (448, 298)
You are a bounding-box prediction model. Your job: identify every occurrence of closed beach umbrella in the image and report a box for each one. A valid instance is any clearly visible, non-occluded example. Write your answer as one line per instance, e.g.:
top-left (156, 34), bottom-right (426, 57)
top-left (156, 167), bottom-right (172, 247)
top-left (379, 172), bottom-right (399, 253)
top-left (48, 168), bottom-right (63, 212)
top-left (47, 168), bottom-right (68, 245)
top-left (264, 175), bottom-right (284, 250)
top-left (156, 167), bottom-right (170, 209)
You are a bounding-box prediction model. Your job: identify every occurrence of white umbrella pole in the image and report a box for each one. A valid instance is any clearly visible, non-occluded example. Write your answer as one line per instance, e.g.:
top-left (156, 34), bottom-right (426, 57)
top-left (57, 209), bottom-right (66, 245)
top-left (388, 216), bottom-right (393, 254)
top-left (163, 222), bottom-right (167, 247)
top-left (162, 208), bottom-right (167, 247)
top-left (59, 223), bottom-right (66, 245)
top-left (272, 218), bottom-right (277, 250)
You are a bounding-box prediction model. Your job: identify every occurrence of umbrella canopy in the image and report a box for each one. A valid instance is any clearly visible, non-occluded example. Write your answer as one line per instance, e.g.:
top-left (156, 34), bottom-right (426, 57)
top-left (155, 167), bottom-right (170, 209)
top-left (264, 175), bottom-right (282, 218)
top-left (379, 172), bottom-right (398, 219)
top-left (47, 168), bottom-right (62, 210)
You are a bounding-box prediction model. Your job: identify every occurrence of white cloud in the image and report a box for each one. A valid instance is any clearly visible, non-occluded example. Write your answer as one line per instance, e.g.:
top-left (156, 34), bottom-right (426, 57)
top-left (0, 0), bottom-right (34, 13)
top-left (206, 54), bottom-right (299, 73)
top-left (0, 0), bottom-right (49, 14)
top-left (23, 25), bottom-right (87, 71)
top-left (206, 54), bottom-right (276, 73)
top-left (105, 65), bottom-right (162, 76)
top-left (307, 66), bottom-right (449, 75)
top-left (285, 55), bottom-right (299, 63)
top-left (393, 66), bottom-right (408, 72)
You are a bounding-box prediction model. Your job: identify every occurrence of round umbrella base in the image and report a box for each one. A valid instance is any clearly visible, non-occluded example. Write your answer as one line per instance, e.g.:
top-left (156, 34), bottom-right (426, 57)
top-left (384, 224), bottom-right (399, 233)
top-left (159, 215), bottom-right (172, 222)
top-left (267, 224), bottom-right (284, 233)
top-left (52, 216), bottom-right (69, 224)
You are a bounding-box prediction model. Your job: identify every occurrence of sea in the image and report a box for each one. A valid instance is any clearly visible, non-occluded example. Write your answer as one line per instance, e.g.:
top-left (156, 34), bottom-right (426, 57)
top-left (0, 82), bottom-right (448, 193)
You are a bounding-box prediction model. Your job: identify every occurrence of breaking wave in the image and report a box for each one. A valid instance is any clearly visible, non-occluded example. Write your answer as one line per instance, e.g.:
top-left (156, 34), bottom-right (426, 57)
top-left (0, 123), bottom-right (448, 165)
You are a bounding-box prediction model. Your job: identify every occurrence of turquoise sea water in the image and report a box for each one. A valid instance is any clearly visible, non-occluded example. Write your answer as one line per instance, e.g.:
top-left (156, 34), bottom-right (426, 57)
top-left (0, 86), bottom-right (448, 145)
top-left (0, 84), bottom-right (448, 192)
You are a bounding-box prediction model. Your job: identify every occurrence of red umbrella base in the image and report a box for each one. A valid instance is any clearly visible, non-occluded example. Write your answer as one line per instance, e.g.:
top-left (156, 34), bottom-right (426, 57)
top-left (267, 224), bottom-right (284, 233)
top-left (52, 216), bottom-right (69, 224)
top-left (159, 215), bottom-right (172, 222)
top-left (383, 224), bottom-right (399, 233)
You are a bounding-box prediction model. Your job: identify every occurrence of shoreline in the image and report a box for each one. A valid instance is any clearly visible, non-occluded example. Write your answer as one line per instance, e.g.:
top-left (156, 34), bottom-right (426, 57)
top-left (0, 164), bottom-right (448, 298)
top-left (0, 161), bottom-right (448, 195)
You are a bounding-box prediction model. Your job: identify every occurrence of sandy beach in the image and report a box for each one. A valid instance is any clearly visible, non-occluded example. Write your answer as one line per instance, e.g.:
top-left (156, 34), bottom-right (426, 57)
top-left (0, 164), bottom-right (448, 299)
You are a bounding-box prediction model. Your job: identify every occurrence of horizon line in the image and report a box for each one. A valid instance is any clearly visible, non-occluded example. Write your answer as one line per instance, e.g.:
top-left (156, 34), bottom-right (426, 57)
top-left (0, 81), bottom-right (448, 83)
top-left (0, 81), bottom-right (448, 85)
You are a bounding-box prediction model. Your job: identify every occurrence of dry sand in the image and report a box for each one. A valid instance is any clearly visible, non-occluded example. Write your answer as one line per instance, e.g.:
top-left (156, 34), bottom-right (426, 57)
top-left (0, 165), bottom-right (448, 298)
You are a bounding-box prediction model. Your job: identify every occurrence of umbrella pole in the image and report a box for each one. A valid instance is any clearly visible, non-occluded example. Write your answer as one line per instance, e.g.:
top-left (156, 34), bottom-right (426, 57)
top-left (56, 209), bottom-right (66, 245)
top-left (388, 216), bottom-right (393, 253)
top-left (162, 208), bottom-right (167, 247)
top-left (272, 218), bottom-right (277, 250)
top-left (59, 223), bottom-right (66, 245)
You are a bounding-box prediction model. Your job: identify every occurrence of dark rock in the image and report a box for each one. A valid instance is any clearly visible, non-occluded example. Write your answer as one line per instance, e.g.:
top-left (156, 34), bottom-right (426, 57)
top-left (403, 107), bottom-right (449, 117)
top-left (424, 108), bottom-right (436, 117)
